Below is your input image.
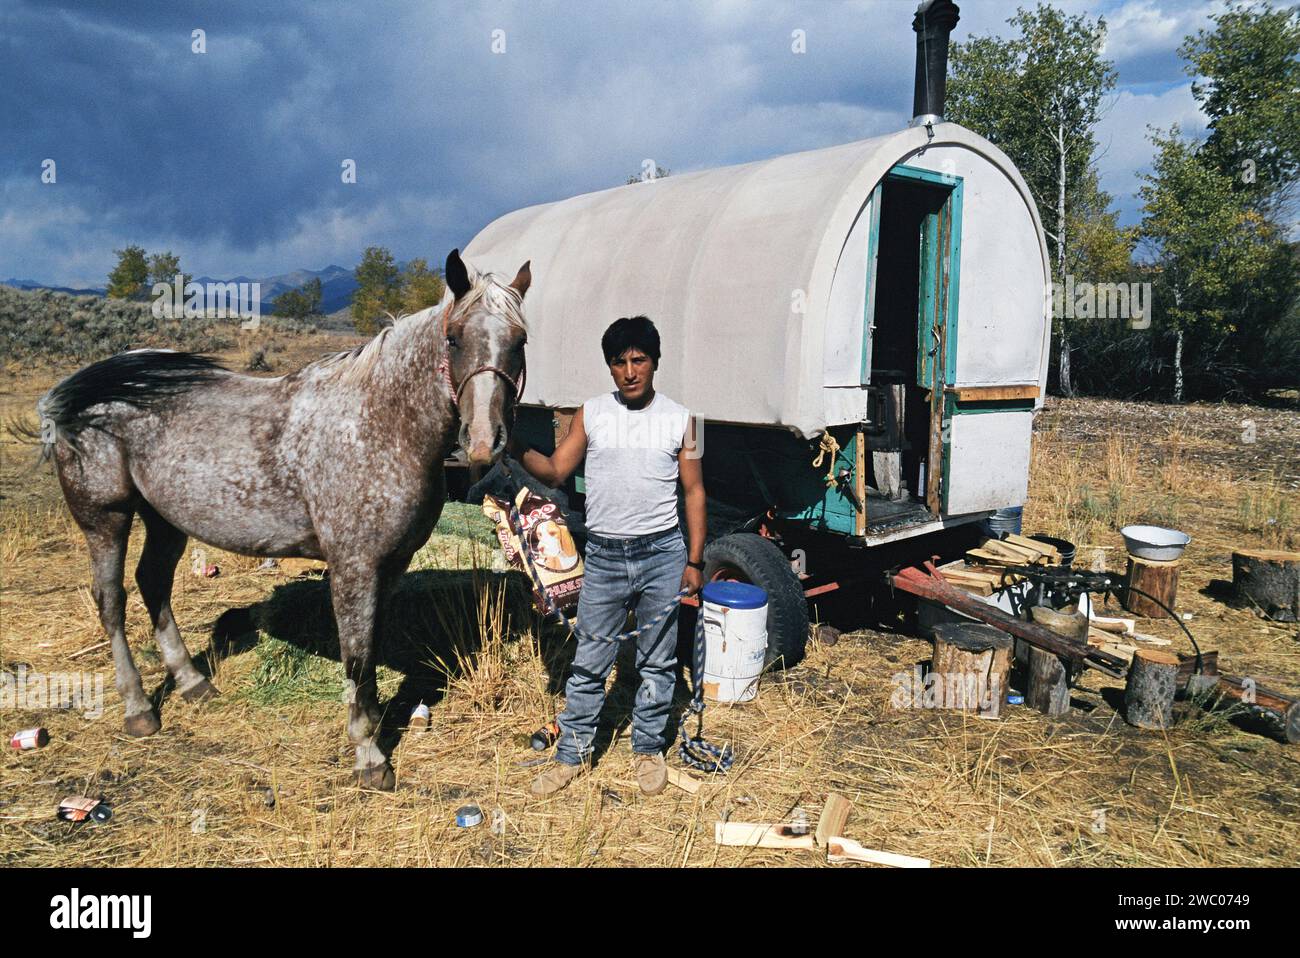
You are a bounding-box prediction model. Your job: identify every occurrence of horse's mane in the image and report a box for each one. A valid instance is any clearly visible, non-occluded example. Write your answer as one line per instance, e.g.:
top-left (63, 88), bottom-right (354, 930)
top-left (308, 265), bottom-right (526, 384)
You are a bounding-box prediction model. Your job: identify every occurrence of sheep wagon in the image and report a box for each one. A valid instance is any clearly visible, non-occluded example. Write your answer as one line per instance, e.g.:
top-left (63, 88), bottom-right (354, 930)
top-left (460, 1), bottom-right (1051, 666)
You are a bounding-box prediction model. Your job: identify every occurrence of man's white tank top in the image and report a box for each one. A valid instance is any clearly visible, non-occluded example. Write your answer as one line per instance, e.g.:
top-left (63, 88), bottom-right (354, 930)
top-left (581, 390), bottom-right (691, 538)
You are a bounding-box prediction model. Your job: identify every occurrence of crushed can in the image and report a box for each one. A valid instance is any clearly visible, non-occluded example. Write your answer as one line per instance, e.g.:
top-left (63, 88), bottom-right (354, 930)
top-left (529, 720), bottom-right (560, 751)
top-left (455, 804), bottom-right (483, 828)
top-left (58, 795), bottom-right (112, 824)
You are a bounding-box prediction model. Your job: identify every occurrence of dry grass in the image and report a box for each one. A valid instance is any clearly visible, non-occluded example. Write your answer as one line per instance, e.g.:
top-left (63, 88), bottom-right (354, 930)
top-left (1, 365), bottom-right (1297, 867)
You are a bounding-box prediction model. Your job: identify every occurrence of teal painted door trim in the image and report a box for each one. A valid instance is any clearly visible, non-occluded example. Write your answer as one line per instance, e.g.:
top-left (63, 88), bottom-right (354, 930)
top-left (879, 164), bottom-right (964, 513)
top-left (859, 183), bottom-right (883, 386)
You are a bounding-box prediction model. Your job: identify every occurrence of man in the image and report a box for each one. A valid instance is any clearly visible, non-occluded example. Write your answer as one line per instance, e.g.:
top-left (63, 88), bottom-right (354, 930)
top-left (508, 315), bottom-right (706, 797)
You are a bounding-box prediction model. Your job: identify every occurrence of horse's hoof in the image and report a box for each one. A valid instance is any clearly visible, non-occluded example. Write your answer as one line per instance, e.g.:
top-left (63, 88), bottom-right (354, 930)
top-left (124, 711), bottom-right (161, 737)
top-left (355, 763), bottom-right (396, 791)
top-left (181, 679), bottom-right (220, 703)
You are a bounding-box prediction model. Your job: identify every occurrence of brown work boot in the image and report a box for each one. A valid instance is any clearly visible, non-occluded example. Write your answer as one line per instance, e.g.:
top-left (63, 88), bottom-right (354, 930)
top-left (634, 753), bottom-right (667, 796)
top-left (529, 760), bottom-right (584, 798)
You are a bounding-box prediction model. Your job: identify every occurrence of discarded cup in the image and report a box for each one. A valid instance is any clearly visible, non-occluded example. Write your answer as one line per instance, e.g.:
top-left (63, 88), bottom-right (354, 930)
top-left (10, 727), bottom-right (49, 750)
top-left (409, 702), bottom-right (431, 730)
top-left (57, 795), bottom-right (112, 824)
top-left (455, 804), bottom-right (484, 828)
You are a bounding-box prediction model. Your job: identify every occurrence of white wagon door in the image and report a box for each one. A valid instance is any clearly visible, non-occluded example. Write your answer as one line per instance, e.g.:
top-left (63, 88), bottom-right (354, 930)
top-left (936, 164), bottom-right (1043, 517)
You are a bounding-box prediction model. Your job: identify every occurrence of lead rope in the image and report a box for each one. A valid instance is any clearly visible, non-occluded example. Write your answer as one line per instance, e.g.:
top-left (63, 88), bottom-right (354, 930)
top-left (504, 498), bottom-right (734, 774)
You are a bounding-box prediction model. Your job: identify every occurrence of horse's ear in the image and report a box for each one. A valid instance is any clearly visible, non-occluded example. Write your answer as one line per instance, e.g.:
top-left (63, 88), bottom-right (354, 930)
top-left (446, 249), bottom-right (472, 300)
top-left (510, 261), bottom-right (532, 298)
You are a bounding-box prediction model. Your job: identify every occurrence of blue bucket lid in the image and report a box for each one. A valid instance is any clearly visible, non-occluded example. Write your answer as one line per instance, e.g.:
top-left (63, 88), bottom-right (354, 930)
top-left (701, 580), bottom-right (767, 610)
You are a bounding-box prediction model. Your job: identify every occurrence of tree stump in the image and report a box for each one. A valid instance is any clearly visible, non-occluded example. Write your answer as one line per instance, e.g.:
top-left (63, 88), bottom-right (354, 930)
top-left (1232, 549), bottom-right (1300, 622)
top-left (1124, 648), bottom-right (1180, 730)
top-left (1123, 556), bottom-right (1180, 619)
top-left (930, 623), bottom-right (1013, 718)
top-left (1026, 645), bottom-right (1070, 717)
top-left (1023, 605), bottom-right (1085, 718)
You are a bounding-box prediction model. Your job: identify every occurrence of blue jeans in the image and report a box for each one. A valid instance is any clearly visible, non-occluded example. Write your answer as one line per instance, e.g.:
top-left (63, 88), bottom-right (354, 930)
top-left (555, 526), bottom-right (686, 765)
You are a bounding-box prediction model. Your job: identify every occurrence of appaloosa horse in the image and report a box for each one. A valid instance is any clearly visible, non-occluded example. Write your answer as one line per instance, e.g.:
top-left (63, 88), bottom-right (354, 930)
top-left (39, 250), bottom-right (530, 789)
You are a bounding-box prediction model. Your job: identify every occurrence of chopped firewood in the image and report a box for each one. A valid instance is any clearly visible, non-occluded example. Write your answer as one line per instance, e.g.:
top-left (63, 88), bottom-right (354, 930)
top-left (964, 564), bottom-right (1025, 585)
top-left (666, 767), bottom-right (701, 794)
top-left (1089, 614), bottom-right (1135, 635)
top-left (981, 539), bottom-right (1036, 561)
top-left (1131, 632), bottom-right (1172, 646)
top-left (1007, 533), bottom-right (1061, 561)
top-left (939, 572), bottom-right (994, 596)
top-left (966, 549), bottom-right (1020, 567)
top-left (826, 836), bottom-right (930, 868)
top-left (715, 821), bottom-right (815, 850)
top-left (816, 793), bottom-right (853, 848)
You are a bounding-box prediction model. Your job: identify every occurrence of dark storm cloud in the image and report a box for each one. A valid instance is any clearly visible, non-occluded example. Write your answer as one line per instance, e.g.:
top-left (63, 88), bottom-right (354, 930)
top-left (1, 0), bottom-right (1210, 287)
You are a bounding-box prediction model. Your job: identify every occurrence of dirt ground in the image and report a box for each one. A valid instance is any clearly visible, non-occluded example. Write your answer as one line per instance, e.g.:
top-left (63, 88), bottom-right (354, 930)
top-left (1, 347), bottom-right (1296, 867)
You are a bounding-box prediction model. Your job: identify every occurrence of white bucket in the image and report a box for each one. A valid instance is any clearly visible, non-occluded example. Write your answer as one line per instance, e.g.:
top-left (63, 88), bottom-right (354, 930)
top-left (700, 581), bottom-right (768, 703)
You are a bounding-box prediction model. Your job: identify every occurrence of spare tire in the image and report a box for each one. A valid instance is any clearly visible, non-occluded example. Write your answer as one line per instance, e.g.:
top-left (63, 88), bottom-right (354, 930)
top-left (703, 533), bottom-right (809, 669)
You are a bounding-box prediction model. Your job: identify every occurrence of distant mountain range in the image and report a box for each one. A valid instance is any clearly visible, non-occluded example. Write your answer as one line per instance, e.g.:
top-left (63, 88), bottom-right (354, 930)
top-left (2, 263), bottom-right (362, 317)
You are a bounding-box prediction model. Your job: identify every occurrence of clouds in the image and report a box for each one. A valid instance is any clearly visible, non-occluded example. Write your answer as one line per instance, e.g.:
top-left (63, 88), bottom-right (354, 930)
top-left (1, 0), bottom-right (1215, 287)
top-left (1093, 81), bottom-right (1208, 207)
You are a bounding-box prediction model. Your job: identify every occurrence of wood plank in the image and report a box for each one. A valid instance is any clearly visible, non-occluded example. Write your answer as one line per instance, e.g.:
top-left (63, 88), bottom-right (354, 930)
top-left (816, 794), bottom-right (853, 848)
top-left (666, 767), bottom-right (701, 794)
top-left (946, 384), bottom-right (1040, 402)
top-left (826, 836), bottom-right (930, 868)
top-left (854, 428), bottom-right (867, 538)
top-left (715, 821), bottom-right (815, 850)
top-left (1006, 533), bottom-right (1060, 560)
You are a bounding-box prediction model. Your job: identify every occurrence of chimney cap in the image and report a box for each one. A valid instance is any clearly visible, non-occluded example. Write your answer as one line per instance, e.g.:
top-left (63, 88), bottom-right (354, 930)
top-left (913, 0), bottom-right (961, 37)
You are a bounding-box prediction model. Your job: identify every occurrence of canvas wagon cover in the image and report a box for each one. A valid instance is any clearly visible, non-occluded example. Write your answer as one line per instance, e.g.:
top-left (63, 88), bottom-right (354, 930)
top-left (464, 123), bottom-right (1049, 437)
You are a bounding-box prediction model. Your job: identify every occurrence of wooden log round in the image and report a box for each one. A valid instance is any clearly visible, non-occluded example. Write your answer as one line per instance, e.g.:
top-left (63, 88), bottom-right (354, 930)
top-left (1123, 556), bottom-right (1180, 619)
top-left (1027, 645), bottom-right (1070, 717)
top-left (1232, 549), bottom-right (1300, 623)
top-left (1024, 605), bottom-right (1084, 718)
top-left (930, 622), bottom-right (1013, 718)
top-left (1125, 648), bottom-right (1180, 730)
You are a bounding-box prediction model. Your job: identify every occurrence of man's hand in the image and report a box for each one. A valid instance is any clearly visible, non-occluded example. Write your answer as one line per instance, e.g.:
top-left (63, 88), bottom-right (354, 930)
top-left (681, 564), bottom-right (703, 597)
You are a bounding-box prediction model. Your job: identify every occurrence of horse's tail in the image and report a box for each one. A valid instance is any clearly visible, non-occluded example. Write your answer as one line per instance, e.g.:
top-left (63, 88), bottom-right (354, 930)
top-left (35, 349), bottom-right (225, 458)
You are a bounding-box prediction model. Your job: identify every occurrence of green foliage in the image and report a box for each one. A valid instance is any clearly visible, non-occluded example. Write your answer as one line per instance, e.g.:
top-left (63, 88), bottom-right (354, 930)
top-left (106, 245), bottom-right (149, 300)
top-left (947, 4), bottom-right (1119, 396)
top-left (351, 246), bottom-right (403, 336)
top-left (1138, 129), bottom-right (1276, 337)
top-left (241, 635), bottom-right (342, 706)
top-left (400, 258), bottom-right (446, 314)
top-left (146, 250), bottom-right (184, 292)
top-left (1067, 169), bottom-right (1137, 282)
top-left (273, 276), bottom-right (322, 320)
top-left (947, 3), bottom-right (1117, 263)
top-left (1182, 1), bottom-right (1300, 209)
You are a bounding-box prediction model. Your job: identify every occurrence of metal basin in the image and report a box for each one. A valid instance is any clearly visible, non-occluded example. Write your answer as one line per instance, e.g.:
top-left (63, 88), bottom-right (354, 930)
top-left (1120, 525), bottom-right (1191, 562)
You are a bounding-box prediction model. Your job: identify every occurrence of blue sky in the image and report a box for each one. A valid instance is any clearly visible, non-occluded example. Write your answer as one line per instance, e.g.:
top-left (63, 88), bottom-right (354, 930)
top-left (1, 0), bottom-right (1217, 288)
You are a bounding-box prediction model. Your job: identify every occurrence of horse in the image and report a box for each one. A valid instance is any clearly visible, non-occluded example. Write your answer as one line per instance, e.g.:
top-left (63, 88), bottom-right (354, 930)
top-left (37, 250), bottom-right (530, 790)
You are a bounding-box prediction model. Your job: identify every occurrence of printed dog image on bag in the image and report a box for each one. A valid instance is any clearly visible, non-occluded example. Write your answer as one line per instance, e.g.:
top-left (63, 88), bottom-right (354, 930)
top-left (482, 487), bottom-right (584, 612)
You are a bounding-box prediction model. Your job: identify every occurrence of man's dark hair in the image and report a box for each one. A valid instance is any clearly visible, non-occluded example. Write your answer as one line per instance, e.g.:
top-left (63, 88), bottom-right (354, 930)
top-left (601, 315), bottom-right (661, 368)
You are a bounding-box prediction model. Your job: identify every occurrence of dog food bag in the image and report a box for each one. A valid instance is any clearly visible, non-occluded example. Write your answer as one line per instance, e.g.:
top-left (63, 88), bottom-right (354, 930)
top-left (482, 487), bottom-right (584, 614)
